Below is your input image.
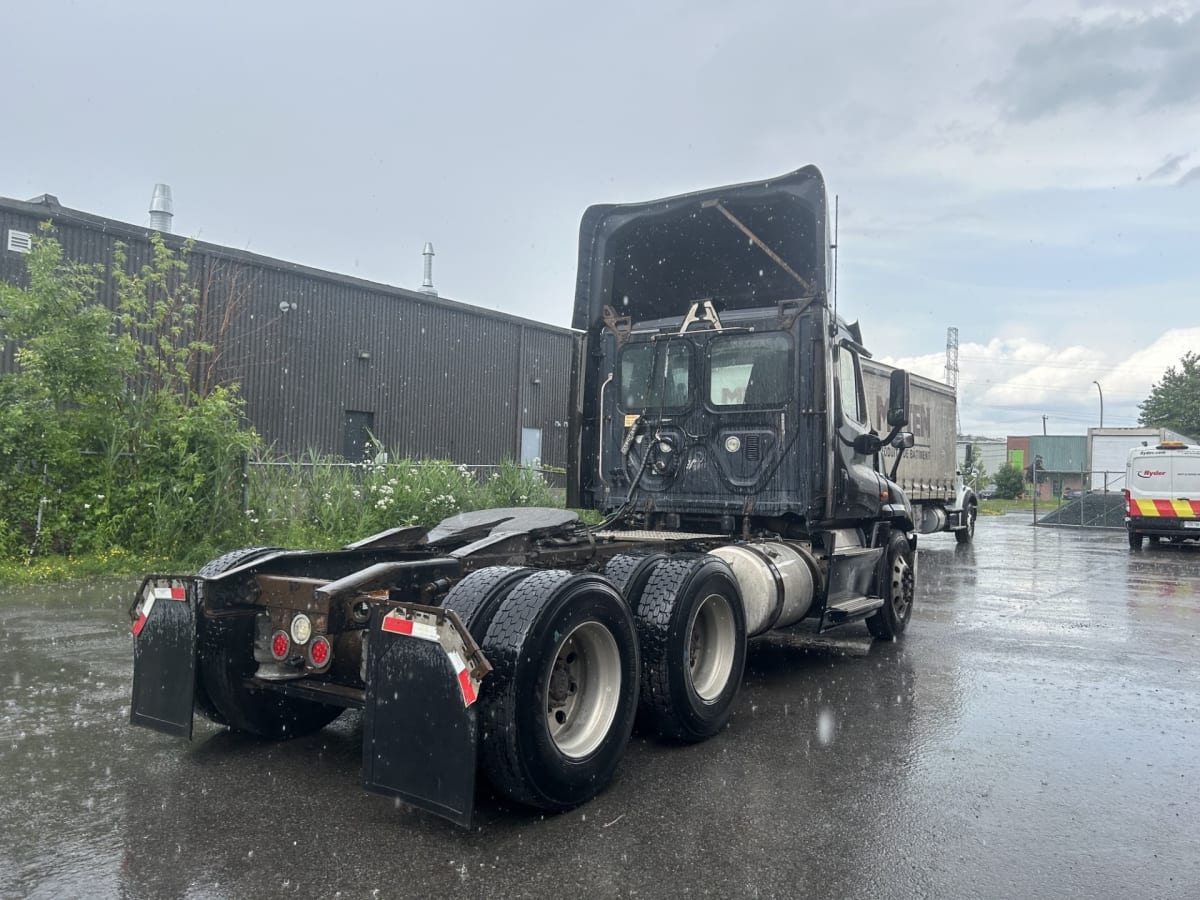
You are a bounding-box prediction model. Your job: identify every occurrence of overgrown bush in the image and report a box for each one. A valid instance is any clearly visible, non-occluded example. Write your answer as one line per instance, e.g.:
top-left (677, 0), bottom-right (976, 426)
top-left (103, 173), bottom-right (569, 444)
top-left (1, 230), bottom-right (567, 568)
top-left (245, 455), bottom-right (559, 549)
top-left (0, 228), bottom-right (261, 564)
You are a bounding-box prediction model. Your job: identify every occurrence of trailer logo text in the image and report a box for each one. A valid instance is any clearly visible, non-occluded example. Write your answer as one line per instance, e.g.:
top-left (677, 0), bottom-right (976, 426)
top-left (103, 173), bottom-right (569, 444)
top-left (1136, 469), bottom-right (1167, 478)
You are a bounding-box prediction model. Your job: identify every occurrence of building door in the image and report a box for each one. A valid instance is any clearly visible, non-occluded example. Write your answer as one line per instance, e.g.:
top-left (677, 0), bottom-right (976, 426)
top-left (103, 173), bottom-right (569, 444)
top-left (343, 410), bottom-right (375, 461)
top-left (520, 427), bottom-right (542, 466)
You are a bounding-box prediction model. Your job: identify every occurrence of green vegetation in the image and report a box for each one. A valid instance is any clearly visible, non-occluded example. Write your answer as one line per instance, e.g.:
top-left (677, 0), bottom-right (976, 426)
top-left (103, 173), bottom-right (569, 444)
top-left (244, 455), bottom-right (561, 549)
top-left (991, 462), bottom-right (1026, 500)
top-left (1139, 351), bottom-right (1200, 439)
top-left (0, 228), bottom-right (256, 564)
top-left (0, 230), bottom-right (568, 576)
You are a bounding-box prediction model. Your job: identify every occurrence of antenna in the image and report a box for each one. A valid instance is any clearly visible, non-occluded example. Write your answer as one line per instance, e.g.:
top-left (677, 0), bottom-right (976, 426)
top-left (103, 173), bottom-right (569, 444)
top-left (831, 194), bottom-right (839, 323)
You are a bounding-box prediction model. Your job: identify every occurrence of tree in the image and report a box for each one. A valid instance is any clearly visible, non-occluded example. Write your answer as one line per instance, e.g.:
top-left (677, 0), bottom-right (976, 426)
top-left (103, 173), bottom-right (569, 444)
top-left (992, 462), bottom-right (1025, 500)
top-left (0, 227), bottom-right (259, 561)
top-left (1139, 352), bottom-right (1200, 439)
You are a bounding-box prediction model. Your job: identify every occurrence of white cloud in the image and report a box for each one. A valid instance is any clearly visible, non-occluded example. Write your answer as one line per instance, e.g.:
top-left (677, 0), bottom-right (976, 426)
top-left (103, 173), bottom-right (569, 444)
top-left (879, 327), bottom-right (1200, 437)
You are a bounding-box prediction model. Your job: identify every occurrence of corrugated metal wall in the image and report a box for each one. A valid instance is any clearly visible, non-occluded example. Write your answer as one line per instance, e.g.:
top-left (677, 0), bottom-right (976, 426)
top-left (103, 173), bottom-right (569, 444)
top-left (1, 200), bottom-right (576, 467)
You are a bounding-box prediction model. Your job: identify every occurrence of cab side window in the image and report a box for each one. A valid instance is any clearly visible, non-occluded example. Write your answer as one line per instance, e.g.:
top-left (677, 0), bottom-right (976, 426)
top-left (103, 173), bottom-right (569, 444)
top-left (838, 347), bottom-right (865, 425)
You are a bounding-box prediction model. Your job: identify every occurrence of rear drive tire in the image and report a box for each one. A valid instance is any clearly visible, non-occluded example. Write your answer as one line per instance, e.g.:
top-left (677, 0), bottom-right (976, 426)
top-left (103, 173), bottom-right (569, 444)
top-left (478, 570), bottom-right (639, 811)
top-left (440, 566), bottom-right (537, 642)
top-left (1128, 528), bottom-right (1144, 550)
top-left (955, 502), bottom-right (977, 544)
top-left (866, 533), bottom-right (916, 640)
top-left (604, 551), bottom-right (673, 603)
top-left (196, 546), bottom-right (342, 739)
top-left (193, 546), bottom-right (280, 728)
top-left (634, 555), bottom-right (747, 742)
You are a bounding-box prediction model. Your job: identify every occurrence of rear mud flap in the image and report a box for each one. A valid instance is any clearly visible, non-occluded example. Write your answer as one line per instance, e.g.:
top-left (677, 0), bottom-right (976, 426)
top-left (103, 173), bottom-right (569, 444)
top-left (130, 577), bottom-right (196, 739)
top-left (362, 606), bottom-right (482, 828)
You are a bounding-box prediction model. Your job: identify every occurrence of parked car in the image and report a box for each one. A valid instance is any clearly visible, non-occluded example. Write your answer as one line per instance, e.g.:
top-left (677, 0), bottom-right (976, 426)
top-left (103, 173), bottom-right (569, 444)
top-left (979, 484), bottom-right (998, 499)
top-left (1063, 488), bottom-right (1084, 501)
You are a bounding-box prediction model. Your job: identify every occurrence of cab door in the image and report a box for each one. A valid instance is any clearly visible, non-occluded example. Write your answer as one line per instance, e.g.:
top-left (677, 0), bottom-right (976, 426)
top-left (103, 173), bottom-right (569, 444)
top-left (833, 343), bottom-right (884, 520)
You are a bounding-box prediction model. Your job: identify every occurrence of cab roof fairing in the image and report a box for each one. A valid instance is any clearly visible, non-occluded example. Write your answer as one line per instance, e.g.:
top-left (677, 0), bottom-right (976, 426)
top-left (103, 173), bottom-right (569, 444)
top-left (571, 165), bottom-right (831, 334)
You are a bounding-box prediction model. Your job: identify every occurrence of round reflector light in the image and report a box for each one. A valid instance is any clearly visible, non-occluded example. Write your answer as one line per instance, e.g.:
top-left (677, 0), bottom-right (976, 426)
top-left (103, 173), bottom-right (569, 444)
top-left (309, 635), bottom-right (332, 669)
top-left (290, 613), bottom-right (312, 645)
top-left (270, 630), bottom-right (291, 660)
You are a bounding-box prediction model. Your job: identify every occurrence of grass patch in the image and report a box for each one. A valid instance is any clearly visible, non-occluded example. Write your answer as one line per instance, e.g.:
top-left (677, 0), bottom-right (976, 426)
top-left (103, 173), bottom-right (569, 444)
top-left (0, 548), bottom-right (185, 586)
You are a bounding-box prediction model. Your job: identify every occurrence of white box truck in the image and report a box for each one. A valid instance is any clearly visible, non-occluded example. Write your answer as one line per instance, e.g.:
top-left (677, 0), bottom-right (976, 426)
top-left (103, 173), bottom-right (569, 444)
top-left (862, 358), bottom-right (977, 542)
top-left (1089, 427), bottom-right (1192, 493)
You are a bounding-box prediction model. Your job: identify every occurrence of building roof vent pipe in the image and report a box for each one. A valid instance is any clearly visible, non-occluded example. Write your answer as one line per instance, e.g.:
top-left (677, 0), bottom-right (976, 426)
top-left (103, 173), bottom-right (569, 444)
top-left (420, 241), bottom-right (437, 296)
top-left (149, 183), bottom-right (174, 233)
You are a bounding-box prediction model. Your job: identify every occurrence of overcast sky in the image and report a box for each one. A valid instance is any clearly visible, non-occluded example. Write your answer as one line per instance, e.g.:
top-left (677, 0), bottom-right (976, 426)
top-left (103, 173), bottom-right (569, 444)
top-left (4, 0), bottom-right (1198, 439)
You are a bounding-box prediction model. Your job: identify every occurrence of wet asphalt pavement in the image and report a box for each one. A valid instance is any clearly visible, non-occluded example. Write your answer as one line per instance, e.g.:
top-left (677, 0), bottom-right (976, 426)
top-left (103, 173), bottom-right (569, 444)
top-left (1, 514), bottom-right (1198, 899)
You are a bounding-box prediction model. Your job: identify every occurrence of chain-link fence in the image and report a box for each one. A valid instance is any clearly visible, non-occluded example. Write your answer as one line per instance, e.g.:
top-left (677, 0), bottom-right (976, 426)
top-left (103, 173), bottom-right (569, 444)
top-left (1034, 468), bottom-right (1125, 528)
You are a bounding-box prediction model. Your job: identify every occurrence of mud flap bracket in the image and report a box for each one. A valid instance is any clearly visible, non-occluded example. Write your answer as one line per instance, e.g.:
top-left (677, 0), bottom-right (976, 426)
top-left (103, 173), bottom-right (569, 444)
top-left (130, 576), bottom-right (197, 739)
top-left (362, 604), bottom-right (485, 828)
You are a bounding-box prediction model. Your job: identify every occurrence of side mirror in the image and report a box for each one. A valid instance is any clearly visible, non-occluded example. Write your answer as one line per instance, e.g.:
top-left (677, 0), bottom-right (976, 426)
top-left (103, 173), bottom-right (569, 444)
top-left (892, 431), bottom-right (915, 449)
top-left (887, 370), bottom-right (911, 428)
top-left (853, 433), bottom-right (882, 456)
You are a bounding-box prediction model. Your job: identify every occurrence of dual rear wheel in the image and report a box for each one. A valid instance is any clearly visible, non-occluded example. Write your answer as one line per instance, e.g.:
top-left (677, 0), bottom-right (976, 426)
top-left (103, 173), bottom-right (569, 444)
top-left (442, 556), bottom-right (748, 812)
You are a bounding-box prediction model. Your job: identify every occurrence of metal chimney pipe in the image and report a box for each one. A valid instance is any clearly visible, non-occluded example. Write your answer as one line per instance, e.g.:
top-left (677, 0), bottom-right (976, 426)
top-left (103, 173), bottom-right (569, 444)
top-left (149, 183), bottom-right (174, 233)
top-left (420, 241), bottom-right (437, 296)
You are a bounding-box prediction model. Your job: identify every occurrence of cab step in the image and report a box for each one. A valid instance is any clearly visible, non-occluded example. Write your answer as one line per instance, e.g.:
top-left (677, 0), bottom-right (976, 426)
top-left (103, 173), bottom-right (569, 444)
top-left (821, 595), bottom-right (884, 629)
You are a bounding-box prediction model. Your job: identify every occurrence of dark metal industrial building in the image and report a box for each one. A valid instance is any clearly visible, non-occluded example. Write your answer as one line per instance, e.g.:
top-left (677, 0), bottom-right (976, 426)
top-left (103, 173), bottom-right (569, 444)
top-left (0, 193), bottom-right (576, 468)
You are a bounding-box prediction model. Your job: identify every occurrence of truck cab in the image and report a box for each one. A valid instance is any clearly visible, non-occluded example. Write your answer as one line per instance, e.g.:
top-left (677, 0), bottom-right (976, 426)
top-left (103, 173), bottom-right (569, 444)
top-left (569, 165), bottom-right (914, 543)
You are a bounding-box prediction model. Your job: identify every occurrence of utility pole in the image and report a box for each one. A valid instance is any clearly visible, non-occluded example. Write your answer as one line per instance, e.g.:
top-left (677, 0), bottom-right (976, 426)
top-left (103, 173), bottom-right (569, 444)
top-left (1042, 415), bottom-right (1048, 436)
top-left (1093, 381), bottom-right (1104, 429)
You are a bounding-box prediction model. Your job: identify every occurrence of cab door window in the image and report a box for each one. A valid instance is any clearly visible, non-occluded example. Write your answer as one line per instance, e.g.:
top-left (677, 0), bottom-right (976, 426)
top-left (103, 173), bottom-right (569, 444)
top-left (837, 347), bottom-right (865, 425)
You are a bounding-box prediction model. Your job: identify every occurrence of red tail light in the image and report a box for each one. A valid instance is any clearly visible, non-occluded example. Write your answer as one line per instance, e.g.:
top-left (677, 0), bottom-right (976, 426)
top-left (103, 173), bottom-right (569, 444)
top-left (308, 635), bottom-right (332, 669)
top-left (270, 630), bottom-right (291, 661)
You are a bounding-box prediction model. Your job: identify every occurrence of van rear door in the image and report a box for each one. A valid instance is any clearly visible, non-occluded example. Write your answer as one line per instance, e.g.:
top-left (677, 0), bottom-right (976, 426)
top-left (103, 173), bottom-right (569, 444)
top-left (1169, 450), bottom-right (1200, 503)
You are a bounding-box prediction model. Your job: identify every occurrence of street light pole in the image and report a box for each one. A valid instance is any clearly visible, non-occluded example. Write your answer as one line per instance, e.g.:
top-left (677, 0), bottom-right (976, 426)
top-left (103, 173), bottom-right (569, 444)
top-left (1093, 381), bottom-right (1104, 429)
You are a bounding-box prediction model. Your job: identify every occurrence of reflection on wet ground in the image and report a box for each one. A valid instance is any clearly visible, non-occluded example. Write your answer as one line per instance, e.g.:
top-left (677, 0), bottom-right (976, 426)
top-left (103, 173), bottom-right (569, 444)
top-left (1, 515), bottom-right (1197, 898)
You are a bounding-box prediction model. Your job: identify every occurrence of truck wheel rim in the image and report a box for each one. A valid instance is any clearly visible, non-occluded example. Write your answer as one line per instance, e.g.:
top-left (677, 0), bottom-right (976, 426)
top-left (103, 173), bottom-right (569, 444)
top-left (688, 592), bottom-right (737, 702)
top-left (545, 621), bottom-right (621, 759)
top-left (891, 555), bottom-right (914, 617)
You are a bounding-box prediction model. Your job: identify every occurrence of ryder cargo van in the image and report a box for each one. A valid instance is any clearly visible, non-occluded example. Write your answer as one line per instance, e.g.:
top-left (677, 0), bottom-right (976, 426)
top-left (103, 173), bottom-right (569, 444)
top-left (1124, 441), bottom-right (1200, 549)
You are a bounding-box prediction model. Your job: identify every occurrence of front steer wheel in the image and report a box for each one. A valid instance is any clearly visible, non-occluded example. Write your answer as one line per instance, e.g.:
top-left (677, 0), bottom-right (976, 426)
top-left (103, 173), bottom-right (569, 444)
top-left (955, 501), bottom-right (977, 544)
top-left (195, 547), bottom-right (342, 739)
top-left (866, 533), bottom-right (916, 641)
top-left (478, 570), bottom-right (640, 811)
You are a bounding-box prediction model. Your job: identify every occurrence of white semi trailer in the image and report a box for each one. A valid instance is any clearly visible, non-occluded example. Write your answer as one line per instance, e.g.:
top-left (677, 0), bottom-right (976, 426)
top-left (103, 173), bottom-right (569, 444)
top-left (861, 358), bottom-right (977, 543)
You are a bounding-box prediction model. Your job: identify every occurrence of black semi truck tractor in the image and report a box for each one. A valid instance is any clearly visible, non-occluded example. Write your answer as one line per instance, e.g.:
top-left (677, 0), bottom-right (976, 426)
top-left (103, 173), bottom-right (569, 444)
top-left (130, 165), bottom-right (920, 827)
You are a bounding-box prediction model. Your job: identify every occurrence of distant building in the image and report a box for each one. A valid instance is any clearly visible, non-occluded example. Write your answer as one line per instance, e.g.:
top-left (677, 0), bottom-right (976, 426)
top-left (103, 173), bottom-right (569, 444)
top-left (1026, 435), bottom-right (1087, 500)
top-left (1, 193), bottom-right (575, 469)
top-left (956, 438), bottom-right (1007, 481)
top-left (1087, 427), bottom-right (1195, 492)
